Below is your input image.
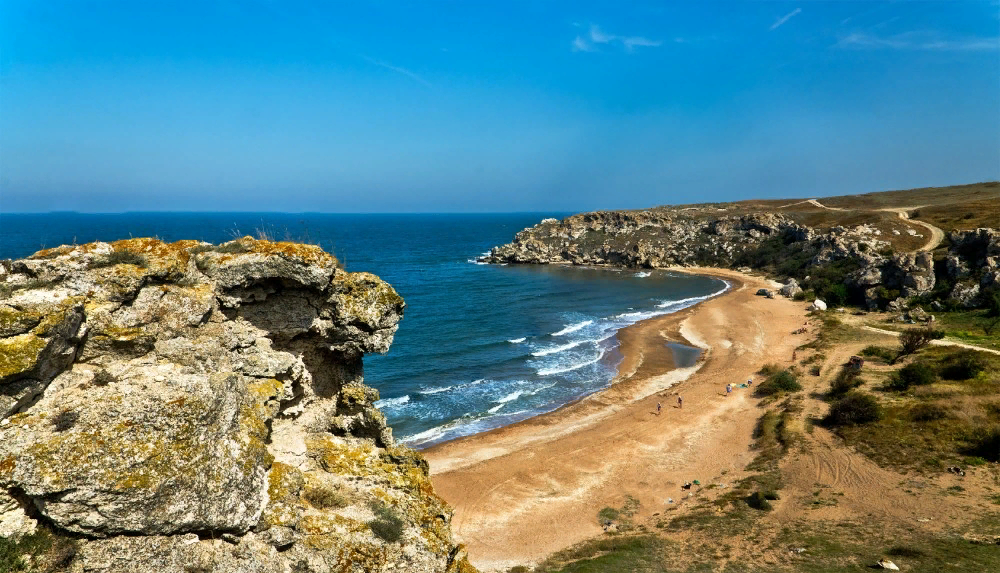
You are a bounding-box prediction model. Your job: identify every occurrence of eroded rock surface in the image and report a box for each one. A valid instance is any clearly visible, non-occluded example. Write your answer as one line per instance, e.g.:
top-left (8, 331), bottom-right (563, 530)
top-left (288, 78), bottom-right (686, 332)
top-left (0, 237), bottom-right (476, 573)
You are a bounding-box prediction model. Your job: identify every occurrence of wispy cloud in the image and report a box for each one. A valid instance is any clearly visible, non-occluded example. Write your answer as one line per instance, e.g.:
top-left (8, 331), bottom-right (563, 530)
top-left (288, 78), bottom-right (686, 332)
top-left (572, 24), bottom-right (661, 53)
top-left (838, 31), bottom-right (1000, 51)
top-left (362, 56), bottom-right (431, 87)
top-left (769, 8), bottom-right (802, 31)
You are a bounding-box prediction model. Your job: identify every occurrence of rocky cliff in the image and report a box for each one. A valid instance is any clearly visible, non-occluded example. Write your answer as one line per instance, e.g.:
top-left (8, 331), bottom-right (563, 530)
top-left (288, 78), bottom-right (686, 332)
top-left (483, 210), bottom-right (999, 311)
top-left (0, 237), bottom-right (476, 573)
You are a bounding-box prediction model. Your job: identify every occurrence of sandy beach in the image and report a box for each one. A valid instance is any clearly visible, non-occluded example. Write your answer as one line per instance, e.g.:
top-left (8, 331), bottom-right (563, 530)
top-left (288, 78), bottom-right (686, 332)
top-left (425, 268), bottom-right (809, 571)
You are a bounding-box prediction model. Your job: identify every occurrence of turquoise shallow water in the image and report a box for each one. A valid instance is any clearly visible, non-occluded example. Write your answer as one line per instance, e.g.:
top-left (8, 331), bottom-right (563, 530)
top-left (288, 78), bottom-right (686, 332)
top-left (0, 213), bottom-right (726, 447)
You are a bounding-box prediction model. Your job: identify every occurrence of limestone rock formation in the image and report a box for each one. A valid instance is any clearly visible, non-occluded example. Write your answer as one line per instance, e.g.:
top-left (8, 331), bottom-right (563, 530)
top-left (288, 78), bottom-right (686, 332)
top-left (482, 208), bottom-right (997, 312)
top-left (0, 238), bottom-right (476, 573)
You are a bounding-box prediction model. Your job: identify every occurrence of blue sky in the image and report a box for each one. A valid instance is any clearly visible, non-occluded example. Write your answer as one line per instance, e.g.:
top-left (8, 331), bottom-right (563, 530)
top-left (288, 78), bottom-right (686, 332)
top-left (1, 1), bottom-right (998, 213)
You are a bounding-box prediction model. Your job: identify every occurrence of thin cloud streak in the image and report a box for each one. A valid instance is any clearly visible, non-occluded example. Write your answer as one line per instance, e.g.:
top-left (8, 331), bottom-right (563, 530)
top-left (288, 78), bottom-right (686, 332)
top-left (838, 32), bottom-right (1000, 51)
top-left (362, 56), bottom-right (431, 86)
top-left (573, 24), bottom-right (661, 53)
top-left (769, 8), bottom-right (802, 31)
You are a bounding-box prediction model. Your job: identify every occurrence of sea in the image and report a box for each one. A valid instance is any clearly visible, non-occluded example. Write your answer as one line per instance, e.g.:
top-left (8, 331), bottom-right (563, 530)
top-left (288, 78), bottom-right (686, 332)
top-left (0, 213), bottom-right (727, 447)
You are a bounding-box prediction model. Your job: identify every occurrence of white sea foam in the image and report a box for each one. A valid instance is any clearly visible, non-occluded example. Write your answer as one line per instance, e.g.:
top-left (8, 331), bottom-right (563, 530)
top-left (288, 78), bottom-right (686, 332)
top-left (419, 385), bottom-right (454, 395)
top-left (488, 403), bottom-right (505, 414)
top-left (552, 320), bottom-right (593, 336)
top-left (375, 395), bottom-right (410, 408)
top-left (634, 271), bottom-right (651, 278)
top-left (537, 349), bottom-right (606, 376)
top-left (496, 390), bottom-right (526, 403)
top-left (531, 340), bottom-right (589, 357)
top-left (508, 337), bottom-right (527, 344)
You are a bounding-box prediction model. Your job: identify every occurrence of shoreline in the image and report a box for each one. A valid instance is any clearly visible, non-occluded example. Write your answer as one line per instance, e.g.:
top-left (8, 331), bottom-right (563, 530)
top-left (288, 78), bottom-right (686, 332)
top-left (419, 269), bottom-right (735, 460)
top-left (403, 268), bottom-right (731, 450)
top-left (424, 266), bottom-right (800, 571)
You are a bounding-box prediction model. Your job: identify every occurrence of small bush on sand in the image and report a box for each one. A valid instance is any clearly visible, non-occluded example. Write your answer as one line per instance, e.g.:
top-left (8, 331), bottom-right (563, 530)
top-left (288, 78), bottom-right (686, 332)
top-left (756, 369), bottom-right (801, 396)
top-left (830, 367), bottom-right (863, 396)
top-left (825, 392), bottom-right (883, 426)
top-left (757, 363), bottom-right (783, 377)
top-left (888, 362), bottom-right (936, 391)
top-left (746, 491), bottom-right (774, 511)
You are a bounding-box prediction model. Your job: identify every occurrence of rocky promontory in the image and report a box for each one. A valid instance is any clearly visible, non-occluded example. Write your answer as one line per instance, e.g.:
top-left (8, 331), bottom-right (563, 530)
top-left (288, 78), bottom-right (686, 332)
top-left (483, 209), bottom-right (999, 311)
top-left (0, 237), bottom-right (476, 573)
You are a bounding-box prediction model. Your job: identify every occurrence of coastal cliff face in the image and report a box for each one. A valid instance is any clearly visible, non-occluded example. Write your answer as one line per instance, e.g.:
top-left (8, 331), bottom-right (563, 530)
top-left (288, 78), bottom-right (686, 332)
top-left (0, 238), bottom-right (476, 573)
top-left (484, 210), bottom-right (999, 311)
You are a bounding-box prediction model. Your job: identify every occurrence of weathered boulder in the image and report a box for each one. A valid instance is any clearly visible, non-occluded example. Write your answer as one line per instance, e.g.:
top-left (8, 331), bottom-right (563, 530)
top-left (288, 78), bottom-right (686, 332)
top-left (809, 299), bottom-right (828, 311)
top-left (756, 288), bottom-right (773, 297)
top-left (949, 281), bottom-right (981, 308)
top-left (778, 279), bottom-right (802, 298)
top-left (0, 238), bottom-right (476, 573)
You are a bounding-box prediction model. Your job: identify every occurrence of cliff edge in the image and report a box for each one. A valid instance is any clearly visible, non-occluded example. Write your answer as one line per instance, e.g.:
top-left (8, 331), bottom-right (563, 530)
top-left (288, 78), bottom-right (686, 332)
top-left (0, 237), bottom-right (476, 573)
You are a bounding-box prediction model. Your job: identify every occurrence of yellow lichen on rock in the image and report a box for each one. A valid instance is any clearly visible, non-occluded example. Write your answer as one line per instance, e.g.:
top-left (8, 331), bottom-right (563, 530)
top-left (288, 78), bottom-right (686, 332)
top-left (0, 333), bottom-right (47, 379)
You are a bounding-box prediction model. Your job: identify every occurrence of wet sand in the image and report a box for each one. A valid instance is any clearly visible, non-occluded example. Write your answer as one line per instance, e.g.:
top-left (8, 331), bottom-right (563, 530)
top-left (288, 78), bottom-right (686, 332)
top-left (424, 268), bottom-right (808, 571)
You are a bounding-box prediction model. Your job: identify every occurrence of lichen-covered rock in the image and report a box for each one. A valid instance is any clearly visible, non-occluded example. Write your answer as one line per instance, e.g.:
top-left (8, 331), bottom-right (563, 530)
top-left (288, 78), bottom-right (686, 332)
top-left (0, 238), bottom-right (476, 573)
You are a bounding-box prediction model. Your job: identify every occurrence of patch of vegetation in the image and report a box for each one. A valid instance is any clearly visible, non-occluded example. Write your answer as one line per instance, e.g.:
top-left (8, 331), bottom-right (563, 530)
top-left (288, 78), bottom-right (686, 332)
top-left (960, 425), bottom-right (1000, 462)
top-left (746, 491), bottom-right (777, 511)
top-left (597, 495), bottom-right (641, 530)
top-left (896, 326), bottom-right (945, 358)
top-left (909, 403), bottom-right (950, 422)
top-left (534, 535), bottom-right (671, 573)
top-left (90, 248), bottom-right (149, 269)
top-left (755, 369), bottom-right (801, 396)
top-left (829, 367), bottom-right (863, 397)
top-left (0, 526), bottom-right (77, 573)
top-left (367, 502), bottom-right (405, 543)
top-left (887, 361), bottom-right (936, 391)
top-left (303, 483), bottom-right (349, 510)
top-left (937, 349), bottom-right (988, 380)
top-left (859, 345), bottom-right (896, 362)
top-left (824, 392), bottom-right (883, 426)
top-left (91, 369), bottom-right (116, 387)
top-left (51, 410), bottom-right (79, 432)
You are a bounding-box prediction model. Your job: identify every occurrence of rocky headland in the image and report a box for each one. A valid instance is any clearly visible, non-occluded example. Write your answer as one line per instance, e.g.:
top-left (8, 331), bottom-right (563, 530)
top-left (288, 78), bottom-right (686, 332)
top-left (483, 210), bottom-right (999, 312)
top-left (0, 237), bottom-right (476, 573)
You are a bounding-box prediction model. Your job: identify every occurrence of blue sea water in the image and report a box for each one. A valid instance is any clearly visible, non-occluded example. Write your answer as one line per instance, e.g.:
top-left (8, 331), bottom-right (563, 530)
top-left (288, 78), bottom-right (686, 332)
top-left (0, 213), bottom-right (726, 447)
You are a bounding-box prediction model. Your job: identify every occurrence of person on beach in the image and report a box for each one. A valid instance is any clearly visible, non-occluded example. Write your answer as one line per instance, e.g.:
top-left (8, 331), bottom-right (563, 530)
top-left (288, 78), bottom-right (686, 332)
top-left (726, 383), bottom-right (732, 396)
top-left (677, 395), bottom-right (683, 409)
top-left (657, 402), bottom-right (662, 415)
top-left (792, 350), bottom-right (797, 361)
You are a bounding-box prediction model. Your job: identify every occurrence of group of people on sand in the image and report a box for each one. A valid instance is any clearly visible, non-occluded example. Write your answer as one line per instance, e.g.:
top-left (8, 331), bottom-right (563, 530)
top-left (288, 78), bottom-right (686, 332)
top-left (724, 377), bottom-right (752, 397)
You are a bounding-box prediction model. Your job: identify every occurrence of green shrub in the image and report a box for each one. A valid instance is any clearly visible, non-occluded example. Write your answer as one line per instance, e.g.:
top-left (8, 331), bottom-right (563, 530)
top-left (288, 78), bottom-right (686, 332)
top-left (860, 345), bottom-right (896, 362)
top-left (888, 362), bottom-right (936, 391)
top-left (90, 249), bottom-right (148, 269)
top-left (825, 392), bottom-right (883, 426)
top-left (898, 327), bottom-right (945, 357)
top-left (909, 403), bottom-right (950, 422)
top-left (961, 425), bottom-right (1000, 462)
top-left (746, 491), bottom-right (773, 511)
top-left (757, 363), bottom-right (783, 377)
top-left (368, 503), bottom-right (405, 543)
top-left (756, 369), bottom-right (802, 396)
top-left (938, 349), bottom-right (988, 381)
top-left (830, 368), bottom-right (863, 396)
top-left (597, 507), bottom-right (620, 524)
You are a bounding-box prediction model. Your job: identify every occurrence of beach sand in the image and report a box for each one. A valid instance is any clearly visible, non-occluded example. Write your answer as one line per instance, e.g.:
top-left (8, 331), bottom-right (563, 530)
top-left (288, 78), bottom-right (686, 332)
top-left (425, 268), bottom-right (808, 571)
